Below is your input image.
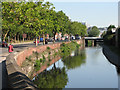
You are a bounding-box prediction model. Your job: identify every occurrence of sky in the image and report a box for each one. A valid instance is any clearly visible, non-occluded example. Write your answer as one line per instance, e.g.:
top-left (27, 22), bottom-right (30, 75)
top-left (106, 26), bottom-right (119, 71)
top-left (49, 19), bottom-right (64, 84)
top-left (44, 0), bottom-right (119, 27)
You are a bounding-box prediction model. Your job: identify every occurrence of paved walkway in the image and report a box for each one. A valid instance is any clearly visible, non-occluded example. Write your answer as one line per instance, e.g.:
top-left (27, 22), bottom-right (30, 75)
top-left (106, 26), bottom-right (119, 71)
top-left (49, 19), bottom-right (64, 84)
top-left (0, 53), bottom-right (9, 63)
top-left (0, 41), bottom-right (42, 63)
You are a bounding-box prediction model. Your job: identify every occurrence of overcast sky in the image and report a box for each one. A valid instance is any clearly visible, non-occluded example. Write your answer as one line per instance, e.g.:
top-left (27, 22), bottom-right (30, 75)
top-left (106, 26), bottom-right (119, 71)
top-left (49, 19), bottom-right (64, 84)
top-left (44, 0), bottom-right (119, 27)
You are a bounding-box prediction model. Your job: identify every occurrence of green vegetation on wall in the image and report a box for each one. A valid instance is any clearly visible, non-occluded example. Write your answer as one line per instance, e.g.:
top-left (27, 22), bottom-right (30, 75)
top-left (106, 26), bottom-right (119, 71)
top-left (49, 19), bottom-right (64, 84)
top-left (60, 41), bottom-right (80, 59)
top-left (34, 54), bottom-right (46, 72)
top-left (33, 41), bottom-right (80, 72)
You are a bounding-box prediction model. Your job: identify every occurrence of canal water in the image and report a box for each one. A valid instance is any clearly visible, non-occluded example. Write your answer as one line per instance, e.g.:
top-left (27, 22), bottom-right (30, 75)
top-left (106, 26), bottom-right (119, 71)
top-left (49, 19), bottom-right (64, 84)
top-left (33, 45), bottom-right (119, 89)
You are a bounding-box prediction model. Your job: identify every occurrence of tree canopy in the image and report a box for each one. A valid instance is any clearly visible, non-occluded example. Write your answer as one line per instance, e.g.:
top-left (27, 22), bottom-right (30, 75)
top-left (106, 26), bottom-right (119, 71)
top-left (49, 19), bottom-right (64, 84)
top-left (2, 1), bottom-right (87, 42)
top-left (68, 21), bottom-right (87, 37)
top-left (88, 26), bottom-right (100, 37)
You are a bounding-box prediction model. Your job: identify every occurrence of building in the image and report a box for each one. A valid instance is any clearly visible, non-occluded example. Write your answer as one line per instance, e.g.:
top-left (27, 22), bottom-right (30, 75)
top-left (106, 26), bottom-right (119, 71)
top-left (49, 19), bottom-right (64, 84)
top-left (81, 22), bottom-right (90, 28)
top-left (112, 28), bottom-right (117, 33)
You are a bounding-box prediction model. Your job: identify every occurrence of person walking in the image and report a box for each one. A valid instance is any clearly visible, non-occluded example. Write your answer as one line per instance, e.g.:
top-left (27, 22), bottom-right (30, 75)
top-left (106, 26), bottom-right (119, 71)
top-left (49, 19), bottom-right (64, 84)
top-left (8, 44), bottom-right (13, 53)
top-left (45, 38), bottom-right (48, 44)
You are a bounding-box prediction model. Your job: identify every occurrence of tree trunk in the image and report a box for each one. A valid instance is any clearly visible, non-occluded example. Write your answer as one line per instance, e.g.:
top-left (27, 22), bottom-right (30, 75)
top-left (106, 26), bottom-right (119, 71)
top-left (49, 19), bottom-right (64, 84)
top-left (43, 34), bottom-right (45, 45)
top-left (23, 37), bottom-right (24, 42)
top-left (53, 32), bottom-right (56, 44)
top-left (14, 34), bottom-right (16, 43)
top-left (3, 31), bottom-right (9, 41)
top-left (36, 37), bottom-right (38, 46)
top-left (28, 34), bottom-right (30, 40)
top-left (68, 34), bottom-right (70, 41)
top-left (28, 36), bottom-right (30, 40)
top-left (17, 35), bottom-right (19, 42)
top-left (39, 35), bottom-right (40, 41)
top-left (70, 33), bottom-right (71, 41)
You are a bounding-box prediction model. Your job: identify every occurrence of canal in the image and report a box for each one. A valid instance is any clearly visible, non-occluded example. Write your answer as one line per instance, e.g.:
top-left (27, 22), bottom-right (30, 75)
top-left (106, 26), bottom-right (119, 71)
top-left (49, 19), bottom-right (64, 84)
top-left (33, 45), bottom-right (119, 89)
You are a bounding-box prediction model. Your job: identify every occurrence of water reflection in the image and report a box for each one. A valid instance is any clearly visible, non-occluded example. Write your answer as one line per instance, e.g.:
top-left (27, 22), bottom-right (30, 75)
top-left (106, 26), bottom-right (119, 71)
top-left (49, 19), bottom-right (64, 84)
top-left (33, 63), bottom-right (68, 88)
top-left (116, 67), bottom-right (120, 75)
top-left (116, 67), bottom-right (120, 89)
top-left (62, 49), bottom-right (86, 70)
top-left (33, 47), bottom-right (118, 88)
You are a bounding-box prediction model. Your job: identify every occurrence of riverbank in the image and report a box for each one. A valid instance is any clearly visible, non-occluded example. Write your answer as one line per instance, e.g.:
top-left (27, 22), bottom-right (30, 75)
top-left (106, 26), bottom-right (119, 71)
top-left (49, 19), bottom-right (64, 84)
top-left (5, 40), bottom-right (83, 89)
top-left (33, 45), bottom-right (118, 88)
top-left (103, 45), bottom-right (120, 68)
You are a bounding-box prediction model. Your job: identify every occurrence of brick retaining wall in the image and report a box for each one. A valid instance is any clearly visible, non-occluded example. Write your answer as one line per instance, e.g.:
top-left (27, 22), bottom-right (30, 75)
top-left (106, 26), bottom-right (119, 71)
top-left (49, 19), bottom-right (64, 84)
top-left (16, 40), bottom-right (82, 66)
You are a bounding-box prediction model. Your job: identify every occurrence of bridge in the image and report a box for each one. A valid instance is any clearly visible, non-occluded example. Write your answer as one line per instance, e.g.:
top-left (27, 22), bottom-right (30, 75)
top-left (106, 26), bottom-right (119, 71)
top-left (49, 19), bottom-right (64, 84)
top-left (84, 37), bottom-right (103, 46)
top-left (84, 37), bottom-right (103, 40)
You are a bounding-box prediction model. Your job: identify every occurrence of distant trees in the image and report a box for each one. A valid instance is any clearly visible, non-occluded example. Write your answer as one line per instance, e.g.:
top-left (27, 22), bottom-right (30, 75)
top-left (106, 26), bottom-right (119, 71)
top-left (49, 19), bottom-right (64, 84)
top-left (103, 25), bottom-right (116, 45)
top-left (68, 21), bottom-right (87, 37)
top-left (88, 26), bottom-right (100, 37)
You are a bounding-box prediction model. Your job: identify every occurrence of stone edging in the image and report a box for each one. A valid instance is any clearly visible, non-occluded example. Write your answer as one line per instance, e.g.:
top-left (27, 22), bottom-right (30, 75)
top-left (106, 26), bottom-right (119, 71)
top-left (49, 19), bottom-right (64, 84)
top-left (6, 53), bottom-right (38, 89)
top-left (102, 45), bottom-right (120, 68)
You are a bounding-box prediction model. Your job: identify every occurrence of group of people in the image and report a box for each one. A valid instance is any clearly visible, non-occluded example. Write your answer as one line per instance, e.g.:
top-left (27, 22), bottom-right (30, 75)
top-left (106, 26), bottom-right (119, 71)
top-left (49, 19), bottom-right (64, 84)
top-left (8, 39), bottom-right (49, 53)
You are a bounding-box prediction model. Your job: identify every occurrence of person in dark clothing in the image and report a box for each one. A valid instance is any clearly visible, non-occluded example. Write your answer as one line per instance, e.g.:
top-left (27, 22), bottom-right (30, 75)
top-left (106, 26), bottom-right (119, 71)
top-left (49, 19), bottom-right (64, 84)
top-left (45, 38), bottom-right (48, 44)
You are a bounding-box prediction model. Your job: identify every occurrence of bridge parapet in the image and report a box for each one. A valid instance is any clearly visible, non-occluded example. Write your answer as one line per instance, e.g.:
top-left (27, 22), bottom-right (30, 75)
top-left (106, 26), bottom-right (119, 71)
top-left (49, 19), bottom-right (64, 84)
top-left (84, 37), bottom-right (103, 40)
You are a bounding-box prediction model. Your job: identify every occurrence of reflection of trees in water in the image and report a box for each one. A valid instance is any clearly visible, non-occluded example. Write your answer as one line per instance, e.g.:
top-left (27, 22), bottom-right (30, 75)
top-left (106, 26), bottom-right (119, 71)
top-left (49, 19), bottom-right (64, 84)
top-left (33, 63), bottom-right (68, 88)
top-left (62, 49), bottom-right (86, 70)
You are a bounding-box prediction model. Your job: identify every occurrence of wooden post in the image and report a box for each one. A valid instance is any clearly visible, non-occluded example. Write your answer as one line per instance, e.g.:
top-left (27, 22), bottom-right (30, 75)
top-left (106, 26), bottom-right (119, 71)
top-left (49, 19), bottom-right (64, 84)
top-left (92, 40), bottom-right (94, 47)
top-left (36, 37), bottom-right (38, 46)
top-left (85, 39), bottom-right (88, 47)
top-left (83, 38), bottom-right (85, 48)
top-left (94, 40), bottom-right (96, 46)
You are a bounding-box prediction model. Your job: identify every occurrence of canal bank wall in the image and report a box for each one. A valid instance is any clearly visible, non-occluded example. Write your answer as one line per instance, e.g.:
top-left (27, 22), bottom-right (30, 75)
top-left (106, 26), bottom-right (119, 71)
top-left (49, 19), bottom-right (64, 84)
top-left (6, 40), bottom-right (83, 89)
top-left (102, 45), bottom-right (120, 68)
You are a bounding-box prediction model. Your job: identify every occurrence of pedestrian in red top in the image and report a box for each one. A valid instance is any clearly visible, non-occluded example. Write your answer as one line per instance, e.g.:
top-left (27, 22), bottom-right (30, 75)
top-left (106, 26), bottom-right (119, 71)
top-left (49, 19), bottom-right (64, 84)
top-left (8, 44), bottom-right (13, 53)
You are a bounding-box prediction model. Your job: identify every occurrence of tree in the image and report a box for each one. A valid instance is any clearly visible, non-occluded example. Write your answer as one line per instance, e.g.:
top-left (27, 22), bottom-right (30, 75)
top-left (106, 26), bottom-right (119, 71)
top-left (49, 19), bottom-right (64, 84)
top-left (2, 1), bottom-right (87, 44)
top-left (2, 2), bottom-right (16, 41)
top-left (69, 21), bottom-right (87, 37)
top-left (103, 25), bottom-right (116, 45)
top-left (106, 25), bottom-right (116, 35)
top-left (107, 25), bottom-right (116, 30)
top-left (88, 26), bottom-right (100, 37)
top-left (49, 10), bottom-right (69, 41)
